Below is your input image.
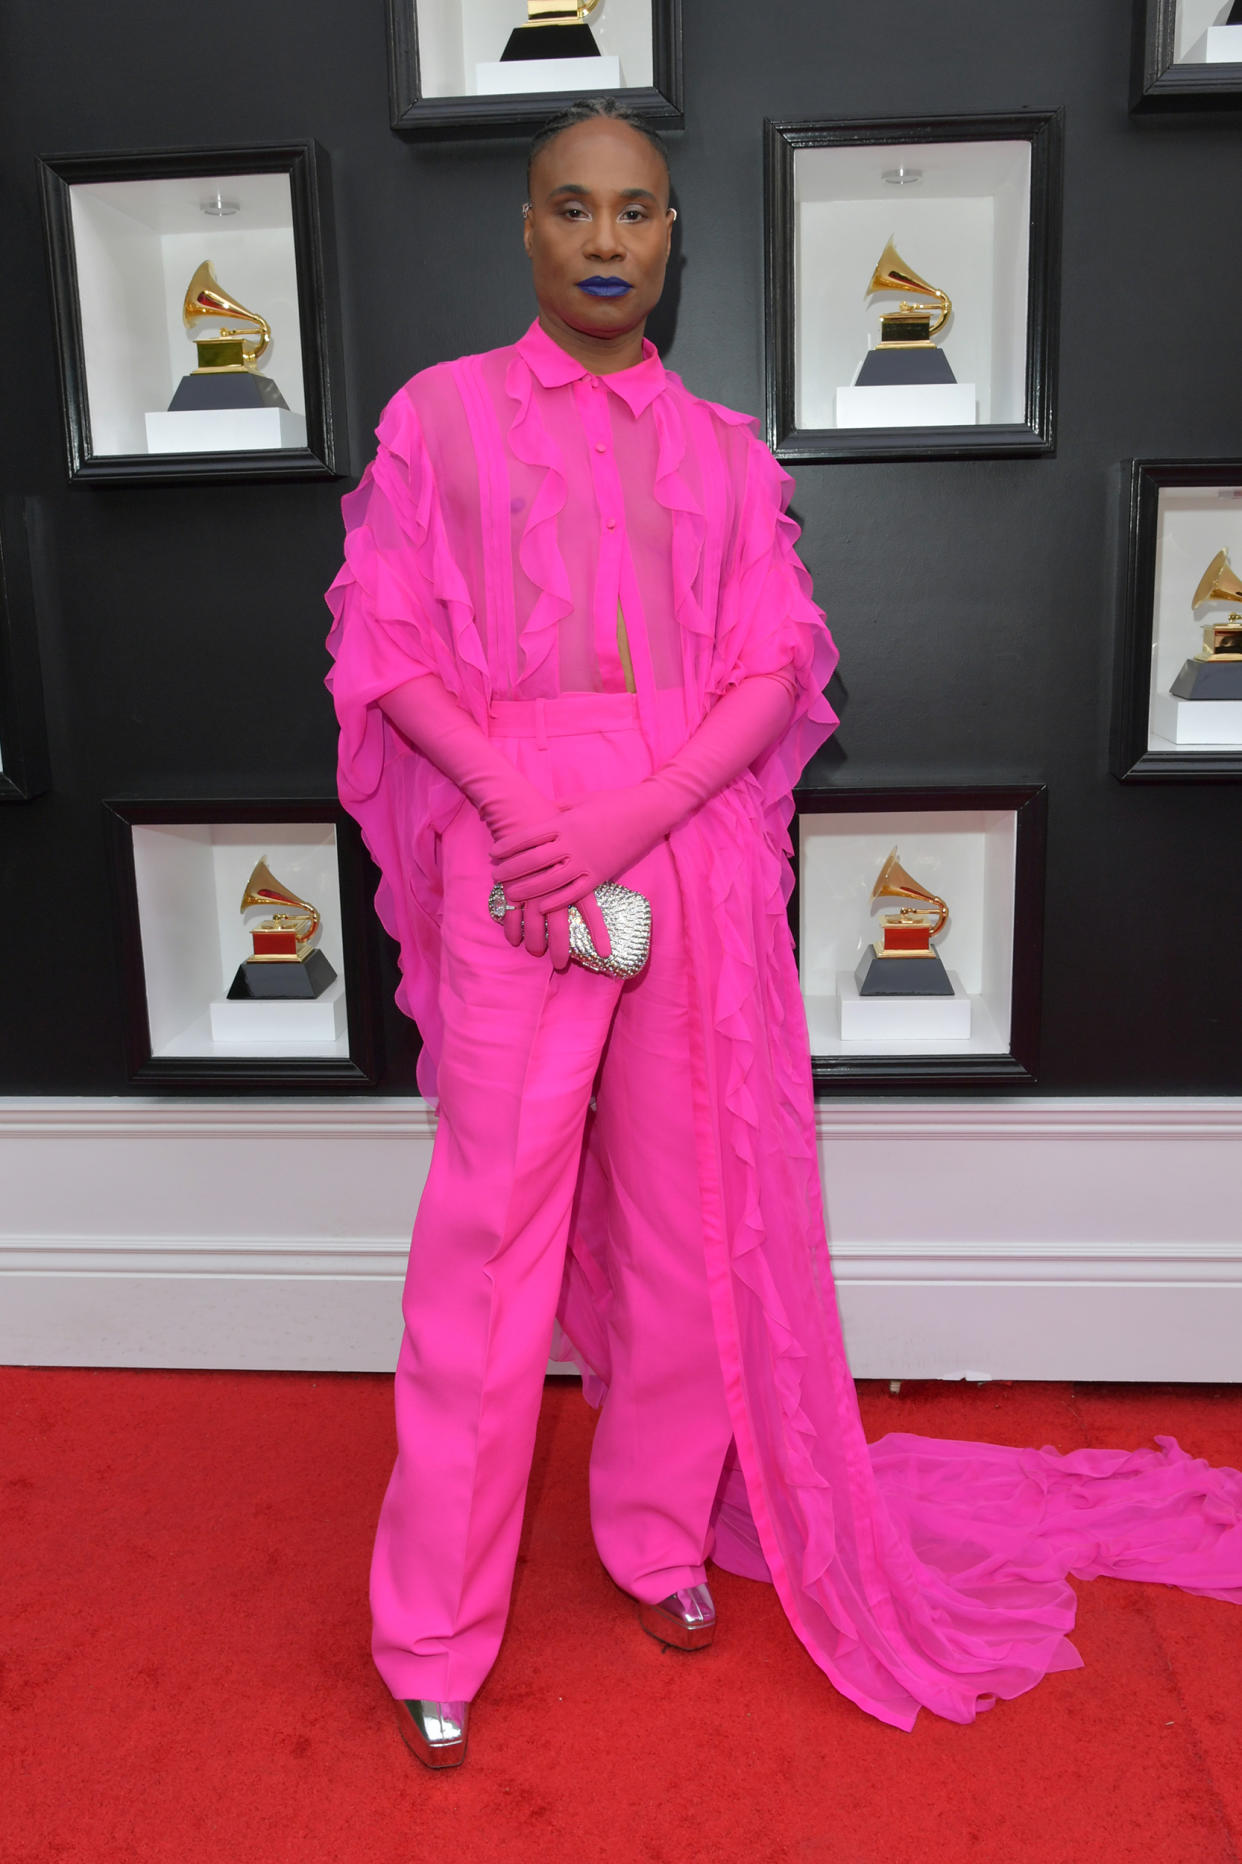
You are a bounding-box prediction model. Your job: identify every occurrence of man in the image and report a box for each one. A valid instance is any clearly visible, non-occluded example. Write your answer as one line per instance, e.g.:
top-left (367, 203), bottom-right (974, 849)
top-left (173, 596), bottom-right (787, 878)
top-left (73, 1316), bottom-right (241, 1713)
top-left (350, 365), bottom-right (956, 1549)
top-left (327, 100), bottom-right (1241, 1768)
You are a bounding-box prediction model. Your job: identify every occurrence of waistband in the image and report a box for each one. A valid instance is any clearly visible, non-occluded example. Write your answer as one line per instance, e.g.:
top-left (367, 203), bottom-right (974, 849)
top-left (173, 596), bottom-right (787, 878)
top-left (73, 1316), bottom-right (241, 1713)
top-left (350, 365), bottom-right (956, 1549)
top-left (487, 691), bottom-right (643, 738)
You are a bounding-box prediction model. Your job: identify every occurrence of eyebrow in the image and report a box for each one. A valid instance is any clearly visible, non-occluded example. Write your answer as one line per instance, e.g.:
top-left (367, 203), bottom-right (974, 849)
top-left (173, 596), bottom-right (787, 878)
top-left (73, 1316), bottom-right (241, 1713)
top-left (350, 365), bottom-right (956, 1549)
top-left (544, 183), bottom-right (660, 204)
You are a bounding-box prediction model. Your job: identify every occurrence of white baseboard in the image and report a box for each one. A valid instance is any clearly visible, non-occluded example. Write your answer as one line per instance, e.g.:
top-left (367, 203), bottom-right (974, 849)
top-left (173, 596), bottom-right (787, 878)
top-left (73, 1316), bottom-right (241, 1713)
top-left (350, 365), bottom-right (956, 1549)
top-left (2, 1097), bottom-right (1240, 1381)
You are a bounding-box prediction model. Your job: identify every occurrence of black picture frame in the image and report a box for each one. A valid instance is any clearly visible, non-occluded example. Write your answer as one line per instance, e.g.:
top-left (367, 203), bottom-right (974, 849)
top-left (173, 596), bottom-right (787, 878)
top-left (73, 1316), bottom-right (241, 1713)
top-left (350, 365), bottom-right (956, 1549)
top-left (104, 798), bottom-right (383, 1089)
top-left (39, 141), bottom-right (346, 487)
top-left (386, 0), bottom-right (683, 135)
top-left (1112, 459), bottom-right (1242, 782)
top-left (0, 499), bottom-right (51, 804)
top-left (1132, 0), bottom-right (1242, 110)
top-left (764, 111), bottom-right (1064, 465)
top-left (789, 784), bottom-right (1047, 1088)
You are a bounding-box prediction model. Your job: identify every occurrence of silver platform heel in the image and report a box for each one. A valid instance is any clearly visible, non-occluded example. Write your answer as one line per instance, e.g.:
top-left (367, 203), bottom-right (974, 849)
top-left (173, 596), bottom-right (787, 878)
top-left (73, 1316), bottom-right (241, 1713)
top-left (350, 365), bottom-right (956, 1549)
top-left (395, 1698), bottom-right (470, 1768)
top-left (636, 1581), bottom-right (716, 1652)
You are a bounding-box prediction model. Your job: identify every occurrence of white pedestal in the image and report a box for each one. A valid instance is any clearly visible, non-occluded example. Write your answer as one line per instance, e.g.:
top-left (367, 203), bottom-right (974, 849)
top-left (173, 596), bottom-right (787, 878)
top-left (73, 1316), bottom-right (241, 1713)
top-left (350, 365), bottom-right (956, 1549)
top-left (837, 969), bottom-right (973, 1041)
top-left (1184, 24), bottom-right (1242, 62)
top-left (209, 977), bottom-right (347, 1048)
top-left (835, 382), bottom-right (977, 429)
top-left (474, 54), bottom-right (621, 95)
top-left (144, 408), bottom-right (308, 454)
top-left (1151, 690), bottom-right (1242, 747)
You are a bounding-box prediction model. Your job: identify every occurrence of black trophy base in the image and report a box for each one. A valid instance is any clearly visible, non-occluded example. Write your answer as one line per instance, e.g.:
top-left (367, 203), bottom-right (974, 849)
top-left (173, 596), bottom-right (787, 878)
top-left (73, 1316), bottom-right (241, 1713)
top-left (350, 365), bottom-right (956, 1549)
top-left (501, 22), bottom-right (601, 58)
top-left (855, 346), bottom-right (957, 387)
top-left (168, 372), bottom-right (290, 412)
top-left (855, 947), bottom-right (953, 997)
top-left (228, 948), bottom-right (337, 1001)
top-left (1170, 657), bottom-right (1242, 700)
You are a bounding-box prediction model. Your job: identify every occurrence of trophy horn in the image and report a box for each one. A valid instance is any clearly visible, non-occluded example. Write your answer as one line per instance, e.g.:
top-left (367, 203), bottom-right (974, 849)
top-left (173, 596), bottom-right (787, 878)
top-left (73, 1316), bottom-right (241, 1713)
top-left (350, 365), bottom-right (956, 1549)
top-left (871, 846), bottom-right (949, 937)
top-left (240, 857), bottom-right (319, 940)
top-left (183, 260), bottom-right (271, 367)
top-left (866, 237), bottom-right (951, 338)
top-left (1192, 548), bottom-right (1242, 610)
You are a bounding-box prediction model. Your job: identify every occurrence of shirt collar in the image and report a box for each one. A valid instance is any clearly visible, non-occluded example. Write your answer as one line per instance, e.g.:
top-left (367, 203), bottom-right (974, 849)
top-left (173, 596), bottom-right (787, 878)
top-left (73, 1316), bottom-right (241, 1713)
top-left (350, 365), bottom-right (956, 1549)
top-left (516, 318), bottom-right (667, 416)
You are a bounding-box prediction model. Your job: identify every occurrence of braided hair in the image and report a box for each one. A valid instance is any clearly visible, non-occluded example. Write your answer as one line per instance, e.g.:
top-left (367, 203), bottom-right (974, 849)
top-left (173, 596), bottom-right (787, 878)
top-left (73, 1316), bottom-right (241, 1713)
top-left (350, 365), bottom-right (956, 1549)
top-left (525, 97), bottom-right (671, 203)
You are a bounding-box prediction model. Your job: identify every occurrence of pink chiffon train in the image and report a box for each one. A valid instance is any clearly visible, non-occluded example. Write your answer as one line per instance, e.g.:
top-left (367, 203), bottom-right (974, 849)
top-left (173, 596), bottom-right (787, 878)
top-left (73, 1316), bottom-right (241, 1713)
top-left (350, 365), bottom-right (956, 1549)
top-left (326, 326), bottom-right (1242, 1731)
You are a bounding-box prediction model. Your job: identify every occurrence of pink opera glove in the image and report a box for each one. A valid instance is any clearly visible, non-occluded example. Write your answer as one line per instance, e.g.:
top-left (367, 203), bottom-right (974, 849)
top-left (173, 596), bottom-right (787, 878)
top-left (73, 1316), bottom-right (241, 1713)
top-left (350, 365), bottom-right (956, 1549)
top-left (377, 671), bottom-right (553, 843)
top-left (376, 671), bottom-right (604, 968)
top-left (489, 666), bottom-right (799, 918)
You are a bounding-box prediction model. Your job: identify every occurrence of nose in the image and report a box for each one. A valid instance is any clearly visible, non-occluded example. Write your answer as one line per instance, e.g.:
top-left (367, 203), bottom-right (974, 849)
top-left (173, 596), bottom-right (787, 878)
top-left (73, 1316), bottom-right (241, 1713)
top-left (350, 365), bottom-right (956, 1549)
top-left (583, 220), bottom-right (625, 265)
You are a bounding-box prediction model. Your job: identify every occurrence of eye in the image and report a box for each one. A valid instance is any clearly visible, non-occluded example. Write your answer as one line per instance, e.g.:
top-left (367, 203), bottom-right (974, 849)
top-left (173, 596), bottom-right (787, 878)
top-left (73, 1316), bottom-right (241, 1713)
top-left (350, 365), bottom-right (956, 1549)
top-left (619, 208), bottom-right (649, 223)
top-left (559, 204), bottom-right (590, 220)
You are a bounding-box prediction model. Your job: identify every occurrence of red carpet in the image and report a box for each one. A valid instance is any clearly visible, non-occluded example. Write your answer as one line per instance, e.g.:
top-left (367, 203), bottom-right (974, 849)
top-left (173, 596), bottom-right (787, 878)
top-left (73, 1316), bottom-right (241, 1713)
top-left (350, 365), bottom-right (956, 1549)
top-left (4, 1367), bottom-right (1241, 1864)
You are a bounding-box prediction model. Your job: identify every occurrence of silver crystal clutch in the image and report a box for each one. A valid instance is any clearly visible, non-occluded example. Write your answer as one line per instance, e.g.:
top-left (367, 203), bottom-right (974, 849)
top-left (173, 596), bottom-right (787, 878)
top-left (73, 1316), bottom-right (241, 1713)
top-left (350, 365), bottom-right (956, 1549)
top-left (487, 878), bottom-right (651, 978)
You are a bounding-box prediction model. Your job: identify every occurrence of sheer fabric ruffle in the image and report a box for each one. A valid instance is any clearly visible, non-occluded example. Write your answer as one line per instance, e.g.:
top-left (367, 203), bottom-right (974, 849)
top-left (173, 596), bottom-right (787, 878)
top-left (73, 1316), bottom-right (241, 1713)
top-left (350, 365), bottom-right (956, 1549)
top-left (325, 389), bottom-right (489, 1096)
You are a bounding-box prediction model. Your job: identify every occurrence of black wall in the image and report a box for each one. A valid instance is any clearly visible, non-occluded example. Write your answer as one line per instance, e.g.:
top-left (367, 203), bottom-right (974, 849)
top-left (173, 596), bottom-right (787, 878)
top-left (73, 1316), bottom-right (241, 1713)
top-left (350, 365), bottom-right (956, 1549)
top-left (3, 0), bottom-right (1240, 1094)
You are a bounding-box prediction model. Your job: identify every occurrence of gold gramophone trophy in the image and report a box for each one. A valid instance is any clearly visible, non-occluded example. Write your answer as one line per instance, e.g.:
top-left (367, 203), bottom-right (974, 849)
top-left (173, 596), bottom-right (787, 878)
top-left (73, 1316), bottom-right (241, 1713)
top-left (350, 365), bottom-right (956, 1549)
top-left (1169, 548), bottom-right (1242, 701)
top-left (166, 261), bottom-right (290, 414)
top-left (501, 0), bottom-right (602, 59)
top-left (854, 848), bottom-right (954, 997)
top-left (854, 238), bottom-right (957, 387)
top-left (226, 859), bottom-right (337, 1001)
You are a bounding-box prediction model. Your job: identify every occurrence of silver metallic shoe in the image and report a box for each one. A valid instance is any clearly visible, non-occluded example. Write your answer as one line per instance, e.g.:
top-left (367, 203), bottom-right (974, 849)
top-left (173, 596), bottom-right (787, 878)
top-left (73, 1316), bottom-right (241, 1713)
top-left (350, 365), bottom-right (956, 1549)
top-left (636, 1581), bottom-right (716, 1652)
top-left (395, 1698), bottom-right (470, 1768)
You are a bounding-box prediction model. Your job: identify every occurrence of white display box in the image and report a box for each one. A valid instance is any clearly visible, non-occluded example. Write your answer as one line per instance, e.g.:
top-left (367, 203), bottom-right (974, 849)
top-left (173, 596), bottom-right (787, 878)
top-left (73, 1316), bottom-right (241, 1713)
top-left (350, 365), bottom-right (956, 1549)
top-left (209, 976), bottom-right (348, 1048)
top-left (1185, 23), bottom-right (1242, 60)
top-left (1150, 690), bottom-right (1242, 747)
top-left (794, 137), bottom-right (1032, 432)
top-left (1174, 0), bottom-right (1242, 61)
top-left (144, 408), bottom-right (308, 453)
top-left (66, 171), bottom-right (306, 458)
top-left (1145, 483), bottom-right (1242, 753)
top-left (129, 821), bottom-right (349, 1062)
top-left (798, 809), bottom-right (1017, 1061)
top-left (837, 970), bottom-right (974, 1041)
top-left (474, 53), bottom-right (621, 93)
top-left (835, 381), bottom-right (977, 429)
top-left (414, 0), bottom-right (651, 99)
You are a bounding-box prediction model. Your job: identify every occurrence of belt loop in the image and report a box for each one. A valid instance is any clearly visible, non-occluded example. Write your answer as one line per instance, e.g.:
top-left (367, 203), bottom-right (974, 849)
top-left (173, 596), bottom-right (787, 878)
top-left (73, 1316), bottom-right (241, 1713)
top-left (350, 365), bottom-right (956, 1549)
top-left (534, 696), bottom-right (548, 751)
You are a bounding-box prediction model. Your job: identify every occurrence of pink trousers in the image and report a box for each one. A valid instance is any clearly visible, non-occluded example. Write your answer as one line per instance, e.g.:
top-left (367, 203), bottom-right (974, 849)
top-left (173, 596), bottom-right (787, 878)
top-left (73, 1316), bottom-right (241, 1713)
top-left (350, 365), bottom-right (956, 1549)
top-left (370, 691), bottom-right (734, 1703)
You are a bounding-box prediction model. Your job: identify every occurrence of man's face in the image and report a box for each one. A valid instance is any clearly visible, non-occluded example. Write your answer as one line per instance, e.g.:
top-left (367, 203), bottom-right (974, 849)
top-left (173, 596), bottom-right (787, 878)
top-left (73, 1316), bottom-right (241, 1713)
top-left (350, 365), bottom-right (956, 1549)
top-left (523, 117), bottom-right (673, 342)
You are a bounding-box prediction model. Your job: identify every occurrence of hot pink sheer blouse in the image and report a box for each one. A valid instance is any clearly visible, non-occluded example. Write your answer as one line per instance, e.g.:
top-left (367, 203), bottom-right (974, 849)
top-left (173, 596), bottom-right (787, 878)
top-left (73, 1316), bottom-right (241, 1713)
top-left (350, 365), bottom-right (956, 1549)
top-left (325, 318), bottom-right (839, 1088)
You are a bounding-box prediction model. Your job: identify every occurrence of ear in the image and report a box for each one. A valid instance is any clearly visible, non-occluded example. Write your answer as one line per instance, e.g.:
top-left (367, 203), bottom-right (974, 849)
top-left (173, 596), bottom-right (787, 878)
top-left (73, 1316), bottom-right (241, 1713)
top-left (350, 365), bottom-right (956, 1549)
top-left (522, 204), bottom-right (534, 260)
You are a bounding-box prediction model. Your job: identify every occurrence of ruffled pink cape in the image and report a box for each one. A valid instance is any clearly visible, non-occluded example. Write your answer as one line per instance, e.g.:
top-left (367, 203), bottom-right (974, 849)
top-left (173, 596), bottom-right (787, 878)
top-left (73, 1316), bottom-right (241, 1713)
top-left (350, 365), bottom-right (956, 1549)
top-left (327, 351), bottom-right (1242, 1732)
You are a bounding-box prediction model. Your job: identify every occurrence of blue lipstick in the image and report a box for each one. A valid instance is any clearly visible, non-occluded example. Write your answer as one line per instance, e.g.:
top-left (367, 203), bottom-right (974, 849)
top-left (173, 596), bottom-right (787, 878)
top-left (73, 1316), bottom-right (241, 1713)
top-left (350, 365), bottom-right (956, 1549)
top-left (577, 276), bottom-right (632, 298)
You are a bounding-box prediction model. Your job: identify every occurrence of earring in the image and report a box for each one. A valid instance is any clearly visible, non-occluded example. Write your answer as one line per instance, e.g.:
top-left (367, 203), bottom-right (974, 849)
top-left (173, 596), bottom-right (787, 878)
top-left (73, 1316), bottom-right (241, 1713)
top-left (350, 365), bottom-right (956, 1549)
top-left (668, 208), bottom-right (678, 222)
top-left (521, 202), bottom-right (532, 219)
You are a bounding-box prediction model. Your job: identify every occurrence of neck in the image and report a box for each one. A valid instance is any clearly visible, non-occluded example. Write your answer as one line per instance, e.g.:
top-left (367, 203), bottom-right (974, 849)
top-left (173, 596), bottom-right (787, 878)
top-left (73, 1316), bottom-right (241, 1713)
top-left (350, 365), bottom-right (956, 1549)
top-left (535, 306), bottom-right (648, 375)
